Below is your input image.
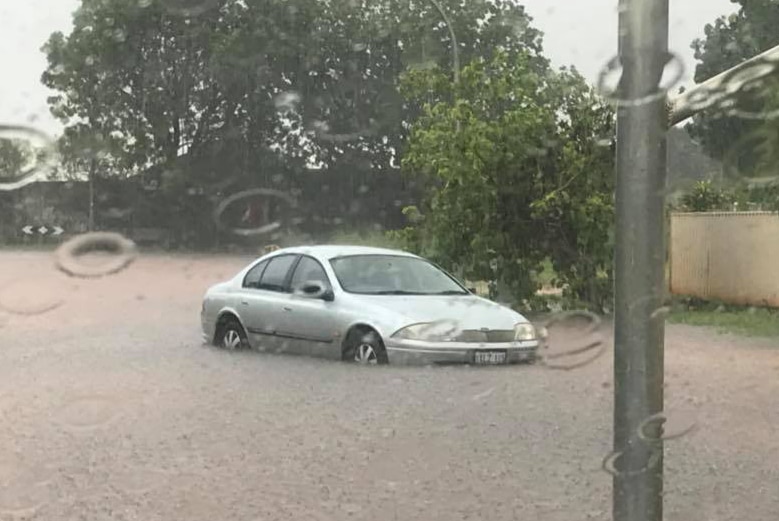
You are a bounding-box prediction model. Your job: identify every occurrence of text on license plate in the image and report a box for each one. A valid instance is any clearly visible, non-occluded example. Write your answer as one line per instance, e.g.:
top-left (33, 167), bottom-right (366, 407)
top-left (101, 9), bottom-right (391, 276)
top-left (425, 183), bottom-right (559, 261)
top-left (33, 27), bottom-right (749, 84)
top-left (474, 351), bottom-right (507, 365)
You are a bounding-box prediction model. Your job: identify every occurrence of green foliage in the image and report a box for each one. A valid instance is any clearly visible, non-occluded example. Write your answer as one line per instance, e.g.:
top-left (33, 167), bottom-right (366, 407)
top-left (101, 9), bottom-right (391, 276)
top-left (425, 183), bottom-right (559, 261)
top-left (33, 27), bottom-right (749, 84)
top-left (678, 180), bottom-right (779, 212)
top-left (399, 51), bottom-right (616, 311)
top-left (42, 0), bottom-right (545, 182)
top-left (737, 184), bottom-right (779, 212)
top-left (41, 0), bottom-right (552, 245)
top-left (384, 205), bottom-right (425, 253)
top-left (679, 180), bottom-right (734, 211)
top-left (688, 0), bottom-right (779, 181)
top-left (0, 139), bottom-right (35, 180)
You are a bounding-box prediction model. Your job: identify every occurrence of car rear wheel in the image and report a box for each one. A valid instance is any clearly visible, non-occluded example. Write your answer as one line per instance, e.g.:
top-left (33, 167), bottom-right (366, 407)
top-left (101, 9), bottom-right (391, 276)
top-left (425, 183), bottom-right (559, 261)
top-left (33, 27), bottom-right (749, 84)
top-left (344, 328), bottom-right (388, 365)
top-left (217, 318), bottom-right (249, 351)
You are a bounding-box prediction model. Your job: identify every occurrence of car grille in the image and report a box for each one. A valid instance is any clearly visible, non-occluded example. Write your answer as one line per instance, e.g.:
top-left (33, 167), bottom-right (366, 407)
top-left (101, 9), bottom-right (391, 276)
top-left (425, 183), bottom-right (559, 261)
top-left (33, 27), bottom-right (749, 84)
top-left (455, 330), bottom-right (515, 343)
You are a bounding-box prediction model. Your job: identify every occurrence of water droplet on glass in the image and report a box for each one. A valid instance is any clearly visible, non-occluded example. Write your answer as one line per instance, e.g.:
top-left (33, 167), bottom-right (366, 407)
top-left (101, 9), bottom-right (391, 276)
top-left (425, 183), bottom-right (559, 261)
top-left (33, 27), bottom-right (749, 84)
top-left (54, 395), bottom-right (121, 431)
top-left (637, 411), bottom-right (698, 443)
top-left (213, 188), bottom-right (295, 237)
top-left (55, 232), bottom-right (138, 278)
top-left (540, 311), bottom-right (606, 370)
top-left (0, 465), bottom-right (51, 517)
top-left (601, 448), bottom-right (661, 477)
top-left (597, 52), bottom-right (684, 107)
top-left (0, 274), bottom-right (70, 316)
top-left (0, 125), bottom-right (57, 192)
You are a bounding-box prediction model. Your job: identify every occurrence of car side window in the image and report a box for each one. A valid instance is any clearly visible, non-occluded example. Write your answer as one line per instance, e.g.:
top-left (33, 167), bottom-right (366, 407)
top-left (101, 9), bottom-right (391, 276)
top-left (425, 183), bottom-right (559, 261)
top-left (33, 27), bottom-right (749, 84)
top-left (242, 259), bottom-right (268, 289)
top-left (258, 255), bottom-right (298, 292)
top-left (290, 256), bottom-right (331, 293)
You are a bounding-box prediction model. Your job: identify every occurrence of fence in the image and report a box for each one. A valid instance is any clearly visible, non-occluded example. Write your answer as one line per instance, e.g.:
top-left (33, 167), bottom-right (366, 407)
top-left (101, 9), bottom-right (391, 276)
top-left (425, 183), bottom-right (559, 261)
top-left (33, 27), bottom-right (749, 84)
top-left (0, 173), bottom-right (416, 249)
top-left (669, 211), bottom-right (779, 307)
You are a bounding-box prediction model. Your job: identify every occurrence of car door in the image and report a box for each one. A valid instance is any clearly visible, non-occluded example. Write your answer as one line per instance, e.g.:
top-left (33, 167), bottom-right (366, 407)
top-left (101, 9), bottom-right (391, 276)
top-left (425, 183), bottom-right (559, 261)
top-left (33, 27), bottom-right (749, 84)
top-left (238, 254), bottom-right (298, 352)
top-left (278, 255), bottom-right (341, 359)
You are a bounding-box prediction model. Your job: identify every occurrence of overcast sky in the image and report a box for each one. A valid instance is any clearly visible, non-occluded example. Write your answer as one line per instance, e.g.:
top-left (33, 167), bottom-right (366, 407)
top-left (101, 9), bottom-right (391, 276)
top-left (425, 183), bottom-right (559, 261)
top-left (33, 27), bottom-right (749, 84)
top-left (0, 0), bottom-right (736, 137)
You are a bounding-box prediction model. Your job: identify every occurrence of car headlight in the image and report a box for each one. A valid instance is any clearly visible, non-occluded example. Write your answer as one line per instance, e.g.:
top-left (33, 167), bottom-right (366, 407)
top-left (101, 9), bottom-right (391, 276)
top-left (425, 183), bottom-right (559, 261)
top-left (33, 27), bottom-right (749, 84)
top-left (514, 322), bottom-right (536, 341)
top-left (392, 321), bottom-right (460, 341)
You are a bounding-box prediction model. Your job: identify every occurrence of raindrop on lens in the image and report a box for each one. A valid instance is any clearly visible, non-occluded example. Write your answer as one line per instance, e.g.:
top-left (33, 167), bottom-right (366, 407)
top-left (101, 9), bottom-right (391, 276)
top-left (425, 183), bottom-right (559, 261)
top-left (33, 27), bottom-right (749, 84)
top-left (0, 125), bottom-right (57, 192)
top-left (597, 53), bottom-right (684, 107)
top-left (54, 395), bottom-right (121, 431)
top-left (0, 274), bottom-right (69, 316)
top-left (55, 232), bottom-right (138, 279)
top-left (213, 188), bottom-right (296, 237)
top-left (637, 411), bottom-right (698, 443)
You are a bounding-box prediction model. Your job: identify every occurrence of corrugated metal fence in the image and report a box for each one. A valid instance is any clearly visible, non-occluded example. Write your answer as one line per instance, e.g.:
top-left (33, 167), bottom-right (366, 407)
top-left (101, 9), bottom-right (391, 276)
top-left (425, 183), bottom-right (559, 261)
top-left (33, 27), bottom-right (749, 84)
top-left (670, 211), bottom-right (779, 307)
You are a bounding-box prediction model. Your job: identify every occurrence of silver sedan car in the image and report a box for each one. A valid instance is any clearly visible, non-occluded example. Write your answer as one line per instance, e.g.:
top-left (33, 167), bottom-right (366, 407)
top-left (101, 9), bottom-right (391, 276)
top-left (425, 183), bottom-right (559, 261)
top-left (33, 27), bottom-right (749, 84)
top-left (201, 245), bottom-right (539, 365)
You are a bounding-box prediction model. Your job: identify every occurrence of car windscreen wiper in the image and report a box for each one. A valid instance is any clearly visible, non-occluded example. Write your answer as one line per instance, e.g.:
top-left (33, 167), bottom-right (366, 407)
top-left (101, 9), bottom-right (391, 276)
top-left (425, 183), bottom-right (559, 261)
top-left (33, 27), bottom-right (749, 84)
top-left (429, 290), bottom-right (469, 295)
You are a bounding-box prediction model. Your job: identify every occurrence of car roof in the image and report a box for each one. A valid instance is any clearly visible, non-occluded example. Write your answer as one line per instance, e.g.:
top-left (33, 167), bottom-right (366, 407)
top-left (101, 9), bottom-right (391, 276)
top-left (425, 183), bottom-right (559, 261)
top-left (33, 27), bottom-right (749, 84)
top-left (267, 244), bottom-right (420, 262)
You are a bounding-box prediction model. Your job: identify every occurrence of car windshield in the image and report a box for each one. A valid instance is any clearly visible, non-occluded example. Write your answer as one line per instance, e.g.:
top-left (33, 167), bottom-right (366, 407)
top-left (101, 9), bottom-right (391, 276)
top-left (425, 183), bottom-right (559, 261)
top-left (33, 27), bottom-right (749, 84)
top-left (330, 255), bottom-right (467, 295)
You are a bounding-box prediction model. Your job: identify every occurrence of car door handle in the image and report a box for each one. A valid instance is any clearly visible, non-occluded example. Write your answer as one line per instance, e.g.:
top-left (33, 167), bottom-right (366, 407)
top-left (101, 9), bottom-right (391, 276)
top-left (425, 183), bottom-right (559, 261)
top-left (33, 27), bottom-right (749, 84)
top-left (241, 300), bottom-right (249, 305)
top-left (282, 306), bottom-right (292, 312)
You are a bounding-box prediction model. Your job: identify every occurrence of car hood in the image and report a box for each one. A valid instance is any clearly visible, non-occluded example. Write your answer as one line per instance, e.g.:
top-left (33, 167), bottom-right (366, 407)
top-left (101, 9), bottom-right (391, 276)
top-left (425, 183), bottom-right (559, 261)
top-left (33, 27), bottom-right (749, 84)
top-left (352, 294), bottom-right (525, 331)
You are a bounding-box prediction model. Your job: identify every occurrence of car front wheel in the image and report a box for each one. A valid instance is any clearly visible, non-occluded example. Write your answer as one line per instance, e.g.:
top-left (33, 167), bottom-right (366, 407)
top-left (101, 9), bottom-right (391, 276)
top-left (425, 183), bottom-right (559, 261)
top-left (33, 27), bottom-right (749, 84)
top-left (217, 318), bottom-right (249, 351)
top-left (344, 328), bottom-right (388, 365)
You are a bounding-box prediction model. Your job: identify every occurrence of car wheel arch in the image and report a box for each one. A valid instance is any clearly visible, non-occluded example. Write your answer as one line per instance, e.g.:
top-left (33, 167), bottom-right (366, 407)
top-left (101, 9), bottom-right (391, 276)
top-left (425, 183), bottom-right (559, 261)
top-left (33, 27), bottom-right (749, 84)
top-left (341, 323), bottom-right (383, 355)
top-left (214, 309), bottom-right (247, 343)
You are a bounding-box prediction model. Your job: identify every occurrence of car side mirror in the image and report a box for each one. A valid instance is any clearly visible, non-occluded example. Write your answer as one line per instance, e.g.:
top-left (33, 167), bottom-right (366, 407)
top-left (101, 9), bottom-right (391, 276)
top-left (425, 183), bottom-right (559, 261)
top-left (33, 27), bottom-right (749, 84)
top-left (300, 281), bottom-right (335, 302)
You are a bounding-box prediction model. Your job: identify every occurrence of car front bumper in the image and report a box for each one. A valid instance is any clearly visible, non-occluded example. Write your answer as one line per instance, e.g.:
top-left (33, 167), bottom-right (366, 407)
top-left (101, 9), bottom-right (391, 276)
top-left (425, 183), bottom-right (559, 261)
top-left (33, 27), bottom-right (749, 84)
top-left (385, 338), bottom-right (539, 366)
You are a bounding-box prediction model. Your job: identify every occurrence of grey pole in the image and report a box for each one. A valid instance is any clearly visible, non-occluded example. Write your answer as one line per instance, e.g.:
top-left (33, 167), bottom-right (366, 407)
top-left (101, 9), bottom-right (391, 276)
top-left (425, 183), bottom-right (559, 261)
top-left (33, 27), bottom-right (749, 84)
top-left (427, 0), bottom-right (460, 86)
top-left (614, 0), bottom-right (668, 520)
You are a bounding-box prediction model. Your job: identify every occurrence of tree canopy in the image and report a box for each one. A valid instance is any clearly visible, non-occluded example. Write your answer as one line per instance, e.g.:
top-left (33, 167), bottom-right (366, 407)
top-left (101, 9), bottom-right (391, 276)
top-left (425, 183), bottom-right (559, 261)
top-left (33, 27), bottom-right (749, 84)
top-left (41, 0), bottom-right (553, 240)
top-left (0, 139), bottom-right (34, 182)
top-left (396, 51), bottom-right (616, 310)
top-left (687, 0), bottom-right (779, 183)
top-left (43, 0), bottom-right (619, 308)
top-left (42, 0), bottom-right (546, 184)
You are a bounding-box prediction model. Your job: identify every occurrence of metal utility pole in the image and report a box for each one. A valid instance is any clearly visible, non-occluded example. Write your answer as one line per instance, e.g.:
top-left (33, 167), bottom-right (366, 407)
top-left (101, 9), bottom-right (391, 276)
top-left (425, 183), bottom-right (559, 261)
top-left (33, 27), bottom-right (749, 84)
top-left (427, 0), bottom-right (460, 86)
top-left (614, 1), bottom-right (668, 520)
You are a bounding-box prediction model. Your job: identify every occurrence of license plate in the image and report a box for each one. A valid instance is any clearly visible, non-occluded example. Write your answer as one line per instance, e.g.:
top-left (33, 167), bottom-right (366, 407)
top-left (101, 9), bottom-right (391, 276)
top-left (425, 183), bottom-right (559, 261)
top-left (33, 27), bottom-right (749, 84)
top-left (474, 351), bottom-right (507, 365)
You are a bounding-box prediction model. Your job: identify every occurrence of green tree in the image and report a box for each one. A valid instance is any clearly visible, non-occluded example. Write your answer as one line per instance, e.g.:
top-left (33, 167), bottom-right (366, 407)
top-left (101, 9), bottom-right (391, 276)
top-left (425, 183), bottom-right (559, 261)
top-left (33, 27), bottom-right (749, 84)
top-left (679, 181), bottom-right (734, 211)
top-left (678, 180), bottom-right (779, 212)
top-left (688, 0), bottom-right (779, 180)
top-left (41, 0), bottom-right (549, 242)
top-left (0, 139), bottom-right (34, 181)
top-left (399, 51), bottom-right (616, 311)
top-left (42, 0), bottom-right (544, 181)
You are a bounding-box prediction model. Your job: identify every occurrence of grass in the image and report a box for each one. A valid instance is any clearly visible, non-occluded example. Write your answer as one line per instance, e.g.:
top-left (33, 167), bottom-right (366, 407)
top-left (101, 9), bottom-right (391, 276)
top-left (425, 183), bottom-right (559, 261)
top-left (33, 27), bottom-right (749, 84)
top-left (668, 299), bottom-right (779, 338)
